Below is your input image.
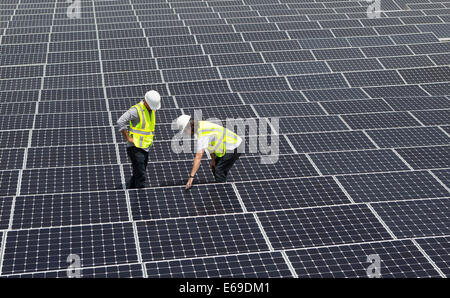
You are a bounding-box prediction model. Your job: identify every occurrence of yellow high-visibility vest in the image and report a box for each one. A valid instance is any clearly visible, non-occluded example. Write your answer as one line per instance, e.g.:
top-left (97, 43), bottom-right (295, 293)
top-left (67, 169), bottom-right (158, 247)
top-left (129, 101), bottom-right (155, 149)
top-left (197, 121), bottom-right (239, 157)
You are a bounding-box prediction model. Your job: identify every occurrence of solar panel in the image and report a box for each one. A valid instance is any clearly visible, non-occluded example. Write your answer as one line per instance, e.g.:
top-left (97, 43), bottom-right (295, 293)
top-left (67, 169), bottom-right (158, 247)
top-left (287, 131), bottom-right (376, 153)
top-left (372, 199), bottom-right (450, 238)
top-left (129, 184), bottom-right (241, 221)
top-left (415, 236), bottom-right (450, 277)
top-left (310, 149), bottom-right (411, 175)
top-left (136, 214), bottom-right (268, 262)
top-left (279, 115), bottom-right (350, 133)
top-left (2, 223), bottom-right (138, 275)
top-left (363, 85), bottom-right (429, 98)
top-left (367, 127), bottom-right (450, 148)
top-left (320, 99), bottom-right (392, 114)
top-left (253, 102), bottom-right (325, 117)
top-left (337, 171), bottom-right (450, 203)
top-left (344, 70), bottom-right (405, 87)
top-left (10, 264), bottom-right (144, 278)
top-left (286, 240), bottom-right (442, 278)
top-left (1, 0), bottom-right (449, 279)
top-left (421, 83), bottom-right (450, 96)
top-left (145, 252), bottom-right (292, 278)
top-left (257, 205), bottom-right (392, 249)
top-left (12, 191), bottom-right (129, 229)
top-left (0, 197), bottom-right (12, 229)
top-left (235, 177), bottom-right (349, 212)
top-left (395, 145), bottom-right (450, 169)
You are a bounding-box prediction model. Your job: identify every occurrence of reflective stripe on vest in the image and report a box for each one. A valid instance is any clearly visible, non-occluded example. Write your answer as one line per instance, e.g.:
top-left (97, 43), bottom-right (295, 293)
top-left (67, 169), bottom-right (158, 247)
top-left (129, 101), bottom-right (155, 149)
top-left (197, 121), bottom-right (239, 157)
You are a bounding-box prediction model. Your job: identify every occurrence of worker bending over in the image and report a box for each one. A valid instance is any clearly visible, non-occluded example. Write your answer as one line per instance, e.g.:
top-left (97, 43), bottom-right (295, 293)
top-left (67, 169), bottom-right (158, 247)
top-left (117, 90), bottom-right (161, 189)
top-left (176, 115), bottom-right (243, 190)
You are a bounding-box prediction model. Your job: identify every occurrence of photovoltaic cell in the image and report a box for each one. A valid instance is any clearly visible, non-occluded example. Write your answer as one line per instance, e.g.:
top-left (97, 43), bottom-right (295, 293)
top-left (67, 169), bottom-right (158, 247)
top-left (320, 99), bottom-right (392, 114)
top-left (384, 96), bottom-right (450, 111)
top-left (258, 204), bottom-right (392, 250)
top-left (20, 165), bottom-right (122, 195)
top-left (136, 214), bottom-right (268, 262)
top-left (262, 50), bottom-right (315, 63)
top-left (341, 112), bottom-right (421, 129)
top-left (432, 169), bottom-right (450, 189)
top-left (337, 171), bottom-right (450, 203)
top-left (367, 127), bottom-right (450, 148)
top-left (219, 64), bottom-right (276, 79)
top-left (235, 177), bottom-right (349, 212)
top-left (378, 55), bottom-right (434, 69)
top-left (312, 48), bottom-right (364, 60)
top-left (274, 61), bottom-right (330, 75)
top-left (0, 197), bottom-right (12, 229)
top-left (202, 42), bottom-right (253, 55)
top-left (344, 70), bottom-right (405, 87)
top-left (415, 236), bottom-right (450, 277)
top-left (253, 102), bottom-right (326, 117)
top-left (7, 264), bottom-right (144, 278)
top-left (0, 148), bottom-right (24, 170)
top-left (287, 131), bottom-right (376, 153)
top-left (129, 184), bottom-right (242, 221)
top-left (363, 85), bottom-right (429, 98)
top-left (183, 105), bottom-right (257, 120)
top-left (309, 149), bottom-right (410, 175)
top-left (227, 155), bottom-right (319, 182)
top-left (303, 88), bottom-right (368, 102)
top-left (12, 191), bottom-right (129, 229)
top-left (421, 83), bottom-right (450, 96)
top-left (327, 58), bottom-right (383, 72)
top-left (279, 116), bottom-right (349, 133)
top-left (288, 73), bottom-right (348, 90)
top-left (2, 223), bottom-right (138, 275)
top-left (412, 109), bottom-right (450, 125)
top-left (0, 170), bottom-right (19, 197)
top-left (176, 93), bottom-right (242, 108)
top-left (395, 145), bottom-right (450, 169)
top-left (168, 80), bottom-right (230, 95)
top-left (399, 67), bottom-right (450, 84)
top-left (229, 77), bottom-right (290, 92)
top-left (372, 199), bottom-right (450, 238)
top-left (145, 252), bottom-right (292, 278)
top-left (287, 240), bottom-right (441, 278)
top-left (239, 91), bottom-right (306, 104)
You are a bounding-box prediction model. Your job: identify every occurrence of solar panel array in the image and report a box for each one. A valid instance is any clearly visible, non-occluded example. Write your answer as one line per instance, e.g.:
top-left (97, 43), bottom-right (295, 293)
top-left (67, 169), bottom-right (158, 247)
top-left (0, 0), bottom-right (449, 278)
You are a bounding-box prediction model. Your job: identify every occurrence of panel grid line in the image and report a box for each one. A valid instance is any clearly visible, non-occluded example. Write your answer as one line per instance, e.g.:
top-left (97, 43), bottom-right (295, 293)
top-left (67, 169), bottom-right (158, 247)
top-left (366, 203), bottom-right (398, 240)
top-left (411, 239), bottom-right (446, 278)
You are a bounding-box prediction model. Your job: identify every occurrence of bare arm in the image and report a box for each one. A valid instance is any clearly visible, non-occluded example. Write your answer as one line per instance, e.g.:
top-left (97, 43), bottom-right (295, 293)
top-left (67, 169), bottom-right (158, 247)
top-left (121, 130), bottom-right (134, 143)
top-left (185, 149), bottom-right (204, 190)
top-left (210, 153), bottom-right (216, 170)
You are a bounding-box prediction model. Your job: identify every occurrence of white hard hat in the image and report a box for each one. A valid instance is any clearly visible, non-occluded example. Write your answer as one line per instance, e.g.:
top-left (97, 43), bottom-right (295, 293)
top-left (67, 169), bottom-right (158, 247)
top-left (176, 115), bottom-right (191, 134)
top-left (144, 90), bottom-right (161, 110)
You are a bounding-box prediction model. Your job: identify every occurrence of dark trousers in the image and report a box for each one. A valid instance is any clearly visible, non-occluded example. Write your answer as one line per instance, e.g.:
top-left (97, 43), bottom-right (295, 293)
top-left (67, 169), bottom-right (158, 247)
top-left (213, 149), bottom-right (241, 183)
top-left (127, 146), bottom-right (149, 189)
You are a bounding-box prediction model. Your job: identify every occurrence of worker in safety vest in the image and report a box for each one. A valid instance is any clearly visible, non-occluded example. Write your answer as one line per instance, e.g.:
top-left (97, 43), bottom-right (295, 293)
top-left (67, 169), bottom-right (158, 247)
top-left (176, 115), bottom-right (243, 190)
top-left (117, 90), bottom-right (161, 189)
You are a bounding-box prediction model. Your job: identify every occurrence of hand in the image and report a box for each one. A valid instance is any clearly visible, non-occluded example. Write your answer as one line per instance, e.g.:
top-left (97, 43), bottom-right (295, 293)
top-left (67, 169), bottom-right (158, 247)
top-left (127, 136), bottom-right (134, 143)
top-left (210, 161), bottom-right (216, 171)
top-left (185, 177), bottom-right (194, 190)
